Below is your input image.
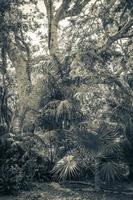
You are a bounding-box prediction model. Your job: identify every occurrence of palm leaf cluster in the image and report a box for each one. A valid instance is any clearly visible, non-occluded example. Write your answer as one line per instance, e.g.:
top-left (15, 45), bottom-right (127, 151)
top-left (99, 161), bottom-right (122, 182)
top-left (51, 155), bottom-right (79, 180)
top-left (75, 122), bottom-right (124, 182)
top-left (108, 98), bottom-right (133, 179)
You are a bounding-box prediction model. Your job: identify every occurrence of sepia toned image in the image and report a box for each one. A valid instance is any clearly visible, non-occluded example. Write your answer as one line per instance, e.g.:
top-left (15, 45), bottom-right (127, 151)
top-left (0, 0), bottom-right (133, 199)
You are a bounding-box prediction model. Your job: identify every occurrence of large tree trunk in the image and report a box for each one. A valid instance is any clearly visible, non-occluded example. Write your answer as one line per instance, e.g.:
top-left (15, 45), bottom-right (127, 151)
top-left (7, 36), bottom-right (31, 132)
top-left (7, 36), bottom-right (46, 133)
top-left (44, 0), bottom-right (67, 82)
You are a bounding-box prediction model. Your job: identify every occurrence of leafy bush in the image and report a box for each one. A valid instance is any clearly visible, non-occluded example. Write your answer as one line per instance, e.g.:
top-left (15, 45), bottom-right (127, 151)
top-left (0, 131), bottom-right (52, 194)
top-left (0, 163), bottom-right (22, 195)
top-left (34, 158), bottom-right (54, 182)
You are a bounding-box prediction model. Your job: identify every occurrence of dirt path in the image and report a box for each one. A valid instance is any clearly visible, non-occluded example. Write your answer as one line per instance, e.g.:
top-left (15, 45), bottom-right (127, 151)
top-left (0, 182), bottom-right (133, 200)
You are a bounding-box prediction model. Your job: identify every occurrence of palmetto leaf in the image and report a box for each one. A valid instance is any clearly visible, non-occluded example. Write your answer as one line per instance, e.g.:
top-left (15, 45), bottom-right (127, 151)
top-left (100, 161), bottom-right (121, 182)
top-left (102, 142), bottom-right (121, 156)
top-left (52, 155), bottom-right (79, 180)
top-left (100, 127), bottom-right (120, 142)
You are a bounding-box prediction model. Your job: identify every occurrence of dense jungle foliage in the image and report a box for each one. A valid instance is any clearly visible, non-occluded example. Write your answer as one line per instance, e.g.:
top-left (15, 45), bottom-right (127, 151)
top-left (0, 0), bottom-right (133, 197)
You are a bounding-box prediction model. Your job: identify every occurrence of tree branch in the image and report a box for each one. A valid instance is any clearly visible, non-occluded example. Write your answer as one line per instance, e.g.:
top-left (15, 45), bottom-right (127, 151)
top-left (66, 0), bottom-right (91, 18)
top-left (105, 18), bottom-right (133, 49)
top-left (55, 0), bottom-right (91, 21)
top-left (55, 0), bottom-right (71, 21)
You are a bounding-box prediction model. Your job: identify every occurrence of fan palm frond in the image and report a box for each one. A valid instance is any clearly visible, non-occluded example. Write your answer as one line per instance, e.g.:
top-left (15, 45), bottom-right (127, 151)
top-left (52, 155), bottom-right (79, 180)
top-left (102, 141), bottom-right (121, 156)
top-left (100, 161), bottom-right (121, 182)
top-left (100, 125), bottom-right (120, 142)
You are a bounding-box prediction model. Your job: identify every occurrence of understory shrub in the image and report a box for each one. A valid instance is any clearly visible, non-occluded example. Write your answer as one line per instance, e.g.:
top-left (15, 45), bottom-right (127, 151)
top-left (34, 158), bottom-right (54, 182)
top-left (0, 130), bottom-right (54, 194)
top-left (0, 163), bottom-right (22, 195)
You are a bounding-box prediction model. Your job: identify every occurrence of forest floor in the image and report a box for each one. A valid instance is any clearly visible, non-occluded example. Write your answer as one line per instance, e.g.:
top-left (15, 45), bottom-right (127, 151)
top-left (0, 182), bottom-right (133, 200)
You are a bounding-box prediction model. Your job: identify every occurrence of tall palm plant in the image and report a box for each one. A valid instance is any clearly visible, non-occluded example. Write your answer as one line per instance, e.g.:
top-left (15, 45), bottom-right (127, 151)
top-left (76, 122), bottom-right (123, 190)
top-left (109, 98), bottom-right (133, 179)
